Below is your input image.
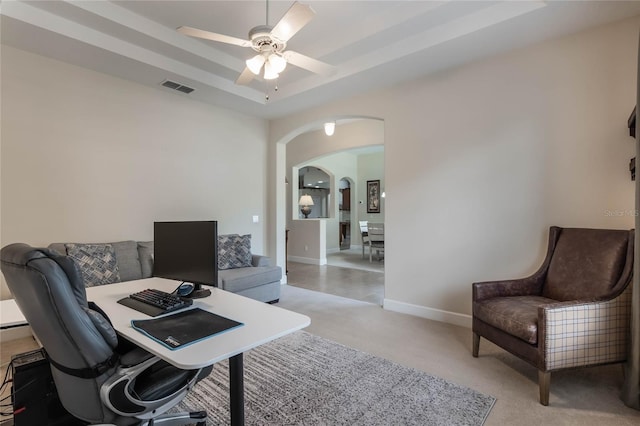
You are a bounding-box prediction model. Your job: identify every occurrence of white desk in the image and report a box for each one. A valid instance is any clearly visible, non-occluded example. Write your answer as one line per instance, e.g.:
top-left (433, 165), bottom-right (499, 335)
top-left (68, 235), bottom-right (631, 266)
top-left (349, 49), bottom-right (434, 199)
top-left (87, 277), bottom-right (310, 425)
top-left (0, 298), bottom-right (27, 329)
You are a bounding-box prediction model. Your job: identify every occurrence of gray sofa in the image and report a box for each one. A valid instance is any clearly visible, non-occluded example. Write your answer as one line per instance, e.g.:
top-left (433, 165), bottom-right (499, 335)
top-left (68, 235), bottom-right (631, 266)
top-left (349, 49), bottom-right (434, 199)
top-left (48, 240), bottom-right (281, 303)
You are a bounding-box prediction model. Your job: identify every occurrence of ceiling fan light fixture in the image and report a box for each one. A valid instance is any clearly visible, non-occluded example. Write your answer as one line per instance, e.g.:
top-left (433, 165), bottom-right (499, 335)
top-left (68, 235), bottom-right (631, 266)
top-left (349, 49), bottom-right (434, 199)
top-left (263, 61), bottom-right (279, 80)
top-left (178, 1), bottom-right (332, 88)
top-left (246, 54), bottom-right (266, 75)
top-left (268, 54), bottom-right (287, 74)
top-left (324, 121), bottom-right (336, 136)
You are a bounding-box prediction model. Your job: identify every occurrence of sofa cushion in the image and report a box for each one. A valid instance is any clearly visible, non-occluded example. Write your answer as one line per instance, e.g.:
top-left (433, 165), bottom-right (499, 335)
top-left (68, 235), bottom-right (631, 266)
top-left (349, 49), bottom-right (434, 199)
top-left (111, 241), bottom-right (143, 282)
top-left (65, 243), bottom-right (121, 287)
top-left (218, 234), bottom-right (252, 270)
top-left (473, 296), bottom-right (556, 344)
top-left (219, 266), bottom-right (282, 293)
top-left (543, 228), bottom-right (629, 301)
top-left (137, 241), bottom-right (154, 278)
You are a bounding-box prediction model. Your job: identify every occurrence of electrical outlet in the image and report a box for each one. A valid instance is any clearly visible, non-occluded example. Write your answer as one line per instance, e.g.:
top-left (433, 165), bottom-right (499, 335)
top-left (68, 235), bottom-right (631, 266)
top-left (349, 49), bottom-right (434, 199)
top-left (252, 215), bottom-right (259, 223)
top-left (304, 245), bottom-right (308, 251)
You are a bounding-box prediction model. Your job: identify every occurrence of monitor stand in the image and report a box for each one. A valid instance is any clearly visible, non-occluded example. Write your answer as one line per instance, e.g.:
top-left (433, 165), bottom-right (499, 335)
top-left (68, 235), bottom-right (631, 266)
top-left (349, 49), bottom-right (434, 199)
top-left (189, 284), bottom-right (211, 299)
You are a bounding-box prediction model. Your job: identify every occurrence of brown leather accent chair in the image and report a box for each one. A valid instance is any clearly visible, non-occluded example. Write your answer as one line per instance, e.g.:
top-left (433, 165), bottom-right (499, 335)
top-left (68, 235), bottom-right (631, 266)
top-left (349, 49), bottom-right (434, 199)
top-left (472, 226), bottom-right (634, 405)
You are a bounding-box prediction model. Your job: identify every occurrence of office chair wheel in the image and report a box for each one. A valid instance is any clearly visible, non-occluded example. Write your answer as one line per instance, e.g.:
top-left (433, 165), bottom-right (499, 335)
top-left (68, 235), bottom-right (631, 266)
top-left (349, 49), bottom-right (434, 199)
top-left (196, 422), bottom-right (206, 426)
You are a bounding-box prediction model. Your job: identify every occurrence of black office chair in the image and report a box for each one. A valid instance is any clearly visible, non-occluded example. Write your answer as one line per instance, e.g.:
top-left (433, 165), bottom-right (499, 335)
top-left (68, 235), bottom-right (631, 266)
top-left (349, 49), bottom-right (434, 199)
top-left (0, 243), bottom-right (212, 426)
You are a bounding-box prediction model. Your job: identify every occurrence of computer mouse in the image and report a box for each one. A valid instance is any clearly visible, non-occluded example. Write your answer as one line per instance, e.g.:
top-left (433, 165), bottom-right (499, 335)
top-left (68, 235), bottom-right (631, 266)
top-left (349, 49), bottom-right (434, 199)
top-left (177, 282), bottom-right (194, 297)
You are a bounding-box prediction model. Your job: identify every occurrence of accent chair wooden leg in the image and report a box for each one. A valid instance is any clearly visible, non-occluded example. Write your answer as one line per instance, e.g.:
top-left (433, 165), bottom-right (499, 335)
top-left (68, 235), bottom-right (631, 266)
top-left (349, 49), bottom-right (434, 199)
top-left (538, 371), bottom-right (550, 406)
top-left (472, 333), bottom-right (480, 357)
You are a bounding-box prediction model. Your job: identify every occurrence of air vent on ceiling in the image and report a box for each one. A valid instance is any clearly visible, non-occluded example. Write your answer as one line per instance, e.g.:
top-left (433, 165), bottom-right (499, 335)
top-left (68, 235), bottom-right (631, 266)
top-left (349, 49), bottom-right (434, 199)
top-left (161, 80), bottom-right (194, 94)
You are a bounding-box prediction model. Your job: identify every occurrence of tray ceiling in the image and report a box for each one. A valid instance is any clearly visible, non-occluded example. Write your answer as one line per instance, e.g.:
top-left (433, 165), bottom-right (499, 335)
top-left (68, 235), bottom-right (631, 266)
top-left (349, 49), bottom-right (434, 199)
top-left (2, 1), bottom-right (640, 118)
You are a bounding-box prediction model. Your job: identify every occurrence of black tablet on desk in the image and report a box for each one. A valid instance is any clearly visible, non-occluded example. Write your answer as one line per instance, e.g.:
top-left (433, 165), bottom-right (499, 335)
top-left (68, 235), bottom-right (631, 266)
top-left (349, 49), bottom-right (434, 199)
top-left (131, 308), bottom-right (243, 350)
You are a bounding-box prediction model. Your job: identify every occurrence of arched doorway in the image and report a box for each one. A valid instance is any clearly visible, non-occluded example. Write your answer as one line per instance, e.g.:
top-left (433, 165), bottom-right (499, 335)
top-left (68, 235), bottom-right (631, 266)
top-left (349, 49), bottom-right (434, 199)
top-left (273, 117), bottom-right (385, 304)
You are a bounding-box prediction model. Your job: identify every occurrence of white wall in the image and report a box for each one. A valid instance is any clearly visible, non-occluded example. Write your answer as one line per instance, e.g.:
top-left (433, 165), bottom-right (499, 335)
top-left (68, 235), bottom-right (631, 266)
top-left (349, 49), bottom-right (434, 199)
top-left (1, 47), bottom-right (269, 299)
top-left (270, 16), bottom-right (638, 326)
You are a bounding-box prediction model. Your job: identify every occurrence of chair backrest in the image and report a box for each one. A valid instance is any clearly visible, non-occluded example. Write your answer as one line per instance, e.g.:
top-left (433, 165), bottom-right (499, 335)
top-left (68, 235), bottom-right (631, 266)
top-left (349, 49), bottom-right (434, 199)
top-left (359, 221), bottom-right (368, 234)
top-left (368, 223), bottom-right (384, 242)
top-left (0, 244), bottom-right (119, 423)
top-left (542, 227), bottom-right (633, 301)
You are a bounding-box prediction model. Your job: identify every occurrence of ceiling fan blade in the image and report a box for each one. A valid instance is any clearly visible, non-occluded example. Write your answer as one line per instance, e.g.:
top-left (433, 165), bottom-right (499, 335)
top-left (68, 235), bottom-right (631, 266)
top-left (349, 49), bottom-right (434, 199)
top-left (235, 67), bottom-right (255, 86)
top-left (271, 2), bottom-right (315, 42)
top-left (283, 51), bottom-right (335, 76)
top-left (177, 26), bottom-right (251, 47)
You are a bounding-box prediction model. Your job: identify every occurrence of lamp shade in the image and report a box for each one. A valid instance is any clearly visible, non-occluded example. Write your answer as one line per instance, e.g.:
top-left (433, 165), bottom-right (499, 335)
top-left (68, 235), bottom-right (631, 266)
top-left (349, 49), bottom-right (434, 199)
top-left (299, 195), bottom-right (314, 206)
top-left (324, 121), bottom-right (335, 136)
top-left (263, 61), bottom-right (279, 80)
top-left (268, 54), bottom-right (287, 74)
top-left (246, 54), bottom-right (266, 75)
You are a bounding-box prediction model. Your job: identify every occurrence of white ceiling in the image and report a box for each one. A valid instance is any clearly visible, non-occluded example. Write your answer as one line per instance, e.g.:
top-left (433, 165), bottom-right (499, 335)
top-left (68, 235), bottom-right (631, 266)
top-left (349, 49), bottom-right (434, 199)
top-left (3, 1), bottom-right (640, 119)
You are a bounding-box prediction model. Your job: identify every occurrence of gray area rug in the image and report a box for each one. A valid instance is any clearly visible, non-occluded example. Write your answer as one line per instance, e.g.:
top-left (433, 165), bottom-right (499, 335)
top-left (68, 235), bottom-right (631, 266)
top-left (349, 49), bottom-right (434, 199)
top-left (177, 331), bottom-right (495, 425)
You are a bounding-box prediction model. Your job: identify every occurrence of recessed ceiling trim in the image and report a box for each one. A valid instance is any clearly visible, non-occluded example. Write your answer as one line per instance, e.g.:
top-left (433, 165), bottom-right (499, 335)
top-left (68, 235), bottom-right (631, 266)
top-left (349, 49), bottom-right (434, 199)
top-left (2, 0), bottom-right (265, 104)
top-left (65, 0), bottom-right (244, 73)
top-left (276, 1), bottom-right (547, 99)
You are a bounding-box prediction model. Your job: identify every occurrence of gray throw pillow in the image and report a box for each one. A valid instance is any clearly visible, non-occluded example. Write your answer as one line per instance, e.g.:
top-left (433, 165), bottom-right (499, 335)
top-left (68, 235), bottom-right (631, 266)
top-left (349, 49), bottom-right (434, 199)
top-left (218, 234), bottom-right (252, 270)
top-left (66, 243), bottom-right (121, 287)
top-left (137, 241), bottom-right (154, 278)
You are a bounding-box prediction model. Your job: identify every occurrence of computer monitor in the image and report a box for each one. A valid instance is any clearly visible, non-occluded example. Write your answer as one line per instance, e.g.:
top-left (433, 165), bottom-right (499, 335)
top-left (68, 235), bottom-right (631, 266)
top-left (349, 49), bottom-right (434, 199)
top-left (153, 220), bottom-right (218, 299)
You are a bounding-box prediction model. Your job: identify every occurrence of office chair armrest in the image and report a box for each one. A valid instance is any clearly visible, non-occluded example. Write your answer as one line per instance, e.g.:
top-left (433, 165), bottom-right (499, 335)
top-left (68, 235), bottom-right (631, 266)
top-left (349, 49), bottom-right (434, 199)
top-left (101, 355), bottom-right (203, 420)
top-left (120, 347), bottom-right (156, 367)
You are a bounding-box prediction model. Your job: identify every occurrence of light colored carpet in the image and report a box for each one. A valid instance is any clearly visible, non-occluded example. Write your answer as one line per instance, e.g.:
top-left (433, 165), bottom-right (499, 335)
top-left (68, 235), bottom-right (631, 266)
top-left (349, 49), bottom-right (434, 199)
top-left (178, 331), bottom-right (495, 425)
top-left (276, 285), bottom-right (640, 426)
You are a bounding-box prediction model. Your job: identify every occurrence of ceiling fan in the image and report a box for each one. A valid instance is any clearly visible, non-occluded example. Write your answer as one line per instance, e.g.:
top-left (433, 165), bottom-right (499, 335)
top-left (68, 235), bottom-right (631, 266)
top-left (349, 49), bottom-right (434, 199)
top-left (177, 1), bottom-right (334, 85)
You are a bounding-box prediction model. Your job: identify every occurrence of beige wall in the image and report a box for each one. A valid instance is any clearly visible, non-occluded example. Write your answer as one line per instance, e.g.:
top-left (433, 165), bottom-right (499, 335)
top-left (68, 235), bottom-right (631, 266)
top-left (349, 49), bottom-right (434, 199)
top-left (270, 16), bottom-right (638, 325)
top-left (287, 219), bottom-right (326, 265)
top-left (1, 47), bottom-right (269, 299)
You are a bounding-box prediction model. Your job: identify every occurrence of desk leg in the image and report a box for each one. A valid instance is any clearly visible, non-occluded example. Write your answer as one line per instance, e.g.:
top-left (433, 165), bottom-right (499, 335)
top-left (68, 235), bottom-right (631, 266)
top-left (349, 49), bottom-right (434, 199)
top-left (230, 353), bottom-right (244, 426)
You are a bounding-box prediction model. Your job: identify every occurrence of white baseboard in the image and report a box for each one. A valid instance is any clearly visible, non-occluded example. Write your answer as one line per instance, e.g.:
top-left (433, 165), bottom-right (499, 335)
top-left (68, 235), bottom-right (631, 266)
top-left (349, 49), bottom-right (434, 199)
top-left (383, 298), bottom-right (472, 328)
top-left (288, 256), bottom-right (327, 266)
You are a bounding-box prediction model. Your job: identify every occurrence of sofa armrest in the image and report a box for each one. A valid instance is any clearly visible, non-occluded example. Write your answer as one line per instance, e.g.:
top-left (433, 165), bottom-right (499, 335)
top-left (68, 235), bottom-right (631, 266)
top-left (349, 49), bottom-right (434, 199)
top-left (252, 255), bottom-right (272, 267)
top-left (539, 286), bottom-right (632, 371)
top-left (473, 276), bottom-right (543, 302)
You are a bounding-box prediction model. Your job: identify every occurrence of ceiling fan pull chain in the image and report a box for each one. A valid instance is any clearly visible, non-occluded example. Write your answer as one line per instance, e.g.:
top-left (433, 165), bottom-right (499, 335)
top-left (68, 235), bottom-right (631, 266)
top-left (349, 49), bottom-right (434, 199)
top-left (266, 0), bottom-right (269, 25)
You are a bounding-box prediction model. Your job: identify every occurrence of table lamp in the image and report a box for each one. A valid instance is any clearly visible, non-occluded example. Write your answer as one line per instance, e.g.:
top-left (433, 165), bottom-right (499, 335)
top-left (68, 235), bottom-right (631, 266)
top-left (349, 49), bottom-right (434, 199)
top-left (299, 195), bottom-right (314, 218)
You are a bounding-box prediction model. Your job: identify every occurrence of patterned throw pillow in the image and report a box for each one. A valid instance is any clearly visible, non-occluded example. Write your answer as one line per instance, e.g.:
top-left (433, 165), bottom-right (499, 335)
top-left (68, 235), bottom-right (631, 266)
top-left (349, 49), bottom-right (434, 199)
top-left (218, 234), bottom-right (252, 270)
top-left (65, 243), bottom-right (121, 287)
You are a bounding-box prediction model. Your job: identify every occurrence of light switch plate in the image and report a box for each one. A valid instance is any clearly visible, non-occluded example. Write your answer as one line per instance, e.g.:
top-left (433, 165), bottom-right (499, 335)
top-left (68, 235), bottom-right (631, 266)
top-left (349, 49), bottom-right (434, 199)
top-left (252, 215), bottom-right (259, 223)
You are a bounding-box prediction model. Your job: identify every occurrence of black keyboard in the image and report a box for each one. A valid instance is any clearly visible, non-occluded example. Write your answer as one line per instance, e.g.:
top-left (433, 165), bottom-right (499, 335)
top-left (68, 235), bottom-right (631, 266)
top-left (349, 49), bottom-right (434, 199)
top-left (128, 288), bottom-right (192, 314)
